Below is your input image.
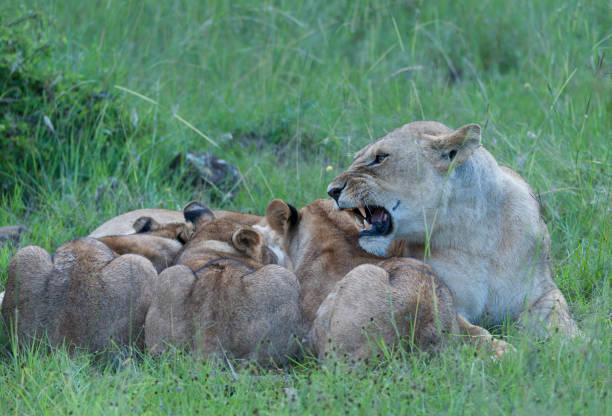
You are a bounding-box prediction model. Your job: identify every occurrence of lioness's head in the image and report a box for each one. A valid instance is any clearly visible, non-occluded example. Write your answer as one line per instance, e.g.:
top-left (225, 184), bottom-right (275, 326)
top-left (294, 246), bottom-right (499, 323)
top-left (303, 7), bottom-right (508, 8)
top-left (327, 121), bottom-right (482, 256)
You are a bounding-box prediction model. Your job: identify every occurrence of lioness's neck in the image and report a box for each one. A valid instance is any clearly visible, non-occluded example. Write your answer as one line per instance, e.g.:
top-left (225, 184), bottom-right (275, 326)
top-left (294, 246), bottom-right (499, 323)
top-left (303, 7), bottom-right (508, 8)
top-left (427, 149), bottom-right (505, 253)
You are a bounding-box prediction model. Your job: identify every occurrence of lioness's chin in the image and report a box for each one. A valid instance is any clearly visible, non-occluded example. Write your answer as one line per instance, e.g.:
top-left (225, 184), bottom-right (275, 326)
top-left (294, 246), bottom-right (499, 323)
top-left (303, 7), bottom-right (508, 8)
top-left (358, 235), bottom-right (393, 257)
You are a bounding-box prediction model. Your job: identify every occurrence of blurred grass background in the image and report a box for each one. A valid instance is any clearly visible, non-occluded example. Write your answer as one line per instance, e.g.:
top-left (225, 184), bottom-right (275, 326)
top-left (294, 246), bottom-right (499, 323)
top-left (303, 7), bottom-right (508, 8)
top-left (0, 0), bottom-right (610, 414)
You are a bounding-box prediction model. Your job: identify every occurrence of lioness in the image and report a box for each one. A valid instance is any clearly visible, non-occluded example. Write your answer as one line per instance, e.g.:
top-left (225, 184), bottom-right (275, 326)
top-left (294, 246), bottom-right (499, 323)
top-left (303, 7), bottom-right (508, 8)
top-left (144, 202), bottom-right (304, 365)
top-left (264, 198), bottom-right (511, 360)
top-left (2, 238), bottom-right (156, 351)
top-left (327, 121), bottom-right (579, 336)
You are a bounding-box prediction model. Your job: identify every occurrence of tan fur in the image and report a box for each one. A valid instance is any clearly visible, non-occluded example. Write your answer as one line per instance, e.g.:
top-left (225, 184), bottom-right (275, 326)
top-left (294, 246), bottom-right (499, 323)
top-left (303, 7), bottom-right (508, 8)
top-left (89, 208), bottom-right (261, 238)
top-left (264, 198), bottom-right (511, 360)
top-left (88, 205), bottom-right (299, 270)
top-left (265, 198), bottom-right (401, 324)
top-left (98, 217), bottom-right (192, 273)
top-left (1, 239), bottom-right (156, 351)
top-left (98, 235), bottom-right (180, 274)
top-left (327, 120), bottom-right (579, 336)
top-left (144, 203), bottom-right (304, 365)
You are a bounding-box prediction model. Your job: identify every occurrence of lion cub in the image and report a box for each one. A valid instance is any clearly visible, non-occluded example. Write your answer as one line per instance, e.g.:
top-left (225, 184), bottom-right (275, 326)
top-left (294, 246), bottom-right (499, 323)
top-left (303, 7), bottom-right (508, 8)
top-left (1, 214), bottom-right (197, 351)
top-left (144, 202), bottom-right (304, 365)
top-left (264, 198), bottom-right (512, 361)
top-left (98, 216), bottom-right (192, 273)
top-left (2, 237), bottom-right (156, 351)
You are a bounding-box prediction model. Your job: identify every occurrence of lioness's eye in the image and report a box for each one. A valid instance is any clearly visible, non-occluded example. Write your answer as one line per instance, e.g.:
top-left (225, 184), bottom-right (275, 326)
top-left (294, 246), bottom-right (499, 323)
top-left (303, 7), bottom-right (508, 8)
top-left (368, 154), bottom-right (388, 166)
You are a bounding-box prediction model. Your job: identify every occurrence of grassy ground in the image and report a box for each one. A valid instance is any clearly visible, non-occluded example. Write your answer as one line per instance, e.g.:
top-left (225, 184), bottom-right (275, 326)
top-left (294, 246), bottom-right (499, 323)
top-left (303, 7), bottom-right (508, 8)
top-left (1, 0), bottom-right (610, 414)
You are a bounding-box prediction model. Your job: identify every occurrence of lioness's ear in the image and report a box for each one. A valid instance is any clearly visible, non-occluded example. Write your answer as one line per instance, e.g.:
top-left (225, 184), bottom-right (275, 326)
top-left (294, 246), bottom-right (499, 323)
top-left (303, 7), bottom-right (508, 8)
top-left (183, 201), bottom-right (215, 227)
top-left (231, 228), bottom-right (263, 261)
top-left (265, 199), bottom-right (299, 235)
top-left (422, 123), bottom-right (481, 170)
top-left (133, 216), bottom-right (161, 233)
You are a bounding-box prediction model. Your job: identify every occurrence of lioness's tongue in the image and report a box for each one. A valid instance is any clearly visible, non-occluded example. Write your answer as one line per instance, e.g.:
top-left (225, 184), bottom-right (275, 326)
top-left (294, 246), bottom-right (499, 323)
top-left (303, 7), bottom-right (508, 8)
top-left (370, 207), bottom-right (385, 223)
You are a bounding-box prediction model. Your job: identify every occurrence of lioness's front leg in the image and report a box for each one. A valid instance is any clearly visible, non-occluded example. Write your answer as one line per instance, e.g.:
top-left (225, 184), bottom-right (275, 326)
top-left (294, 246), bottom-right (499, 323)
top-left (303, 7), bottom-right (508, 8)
top-left (456, 315), bottom-right (514, 360)
top-left (525, 288), bottom-right (580, 337)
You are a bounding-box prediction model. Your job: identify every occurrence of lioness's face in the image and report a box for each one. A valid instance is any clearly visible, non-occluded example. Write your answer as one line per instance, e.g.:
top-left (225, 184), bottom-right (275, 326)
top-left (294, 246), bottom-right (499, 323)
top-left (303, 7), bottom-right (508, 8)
top-left (327, 121), bottom-right (481, 256)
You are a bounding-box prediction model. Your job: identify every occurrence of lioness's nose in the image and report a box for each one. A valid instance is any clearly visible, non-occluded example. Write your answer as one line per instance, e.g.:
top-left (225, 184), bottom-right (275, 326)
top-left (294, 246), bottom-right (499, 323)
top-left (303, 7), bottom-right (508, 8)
top-left (327, 182), bottom-right (346, 202)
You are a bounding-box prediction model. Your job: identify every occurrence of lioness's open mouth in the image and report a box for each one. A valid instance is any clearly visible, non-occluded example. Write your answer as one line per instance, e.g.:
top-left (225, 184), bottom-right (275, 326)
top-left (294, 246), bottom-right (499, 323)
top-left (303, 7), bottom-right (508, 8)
top-left (350, 205), bottom-right (393, 237)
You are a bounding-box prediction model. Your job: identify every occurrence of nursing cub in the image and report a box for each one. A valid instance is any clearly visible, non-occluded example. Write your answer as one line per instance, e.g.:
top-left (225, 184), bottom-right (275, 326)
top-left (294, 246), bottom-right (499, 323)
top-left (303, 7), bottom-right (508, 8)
top-left (264, 198), bottom-right (511, 360)
top-left (2, 202), bottom-right (303, 362)
top-left (1, 212), bottom-right (201, 351)
top-left (2, 238), bottom-right (157, 351)
top-left (144, 202), bottom-right (304, 365)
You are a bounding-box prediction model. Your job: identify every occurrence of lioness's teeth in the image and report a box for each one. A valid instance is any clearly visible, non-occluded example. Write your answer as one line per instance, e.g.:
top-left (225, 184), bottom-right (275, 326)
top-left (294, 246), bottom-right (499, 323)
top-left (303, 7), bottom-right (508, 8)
top-left (363, 219), bottom-right (372, 231)
top-left (354, 216), bottom-right (363, 229)
top-left (382, 213), bottom-right (388, 221)
top-left (359, 207), bottom-right (367, 218)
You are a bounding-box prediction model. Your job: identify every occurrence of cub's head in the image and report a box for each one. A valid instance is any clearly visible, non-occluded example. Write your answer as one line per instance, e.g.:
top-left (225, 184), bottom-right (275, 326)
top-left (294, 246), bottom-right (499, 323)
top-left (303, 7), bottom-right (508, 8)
top-left (177, 201), bottom-right (278, 267)
top-left (326, 121), bottom-right (482, 256)
top-left (264, 198), bottom-right (401, 272)
top-left (132, 216), bottom-right (194, 243)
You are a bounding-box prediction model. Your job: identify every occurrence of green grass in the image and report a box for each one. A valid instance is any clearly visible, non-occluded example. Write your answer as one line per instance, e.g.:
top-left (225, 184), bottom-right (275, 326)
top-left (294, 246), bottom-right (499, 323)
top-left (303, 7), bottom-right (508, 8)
top-left (1, 0), bottom-right (610, 414)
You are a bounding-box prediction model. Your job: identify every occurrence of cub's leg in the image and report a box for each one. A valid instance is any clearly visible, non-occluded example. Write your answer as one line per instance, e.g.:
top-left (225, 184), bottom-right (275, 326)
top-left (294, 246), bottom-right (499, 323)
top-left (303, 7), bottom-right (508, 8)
top-left (219, 264), bottom-right (304, 365)
top-left (144, 265), bottom-right (196, 354)
top-left (309, 264), bottom-right (395, 361)
top-left (51, 238), bottom-right (156, 351)
top-left (1, 246), bottom-right (55, 343)
top-left (99, 234), bottom-right (183, 273)
top-left (86, 253), bottom-right (157, 349)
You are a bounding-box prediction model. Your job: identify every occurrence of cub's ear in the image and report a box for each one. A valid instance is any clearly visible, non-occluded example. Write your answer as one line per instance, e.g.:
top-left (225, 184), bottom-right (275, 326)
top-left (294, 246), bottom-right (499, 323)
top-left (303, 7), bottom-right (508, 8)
top-left (421, 123), bottom-right (481, 171)
top-left (133, 216), bottom-right (161, 233)
top-left (176, 223), bottom-right (195, 244)
top-left (231, 228), bottom-right (263, 261)
top-left (265, 199), bottom-right (299, 235)
top-left (133, 216), bottom-right (193, 242)
top-left (183, 201), bottom-right (215, 227)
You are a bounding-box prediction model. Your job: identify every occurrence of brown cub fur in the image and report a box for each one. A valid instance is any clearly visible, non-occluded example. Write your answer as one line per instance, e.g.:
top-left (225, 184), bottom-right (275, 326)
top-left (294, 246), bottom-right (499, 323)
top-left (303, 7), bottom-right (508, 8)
top-left (89, 207), bottom-right (262, 238)
top-left (265, 198), bottom-right (511, 360)
top-left (145, 202), bottom-right (304, 365)
top-left (98, 217), bottom-right (192, 273)
top-left (2, 238), bottom-right (156, 351)
top-left (311, 259), bottom-right (460, 360)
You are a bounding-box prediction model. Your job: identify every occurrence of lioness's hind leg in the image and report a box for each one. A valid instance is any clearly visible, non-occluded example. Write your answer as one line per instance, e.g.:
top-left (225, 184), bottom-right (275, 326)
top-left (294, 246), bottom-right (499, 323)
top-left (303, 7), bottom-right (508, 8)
top-left (456, 315), bottom-right (514, 359)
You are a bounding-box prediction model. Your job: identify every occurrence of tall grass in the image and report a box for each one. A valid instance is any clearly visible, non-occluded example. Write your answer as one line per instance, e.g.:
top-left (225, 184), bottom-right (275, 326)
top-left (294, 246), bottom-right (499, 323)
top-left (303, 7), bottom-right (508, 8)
top-left (1, 0), bottom-right (610, 414)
